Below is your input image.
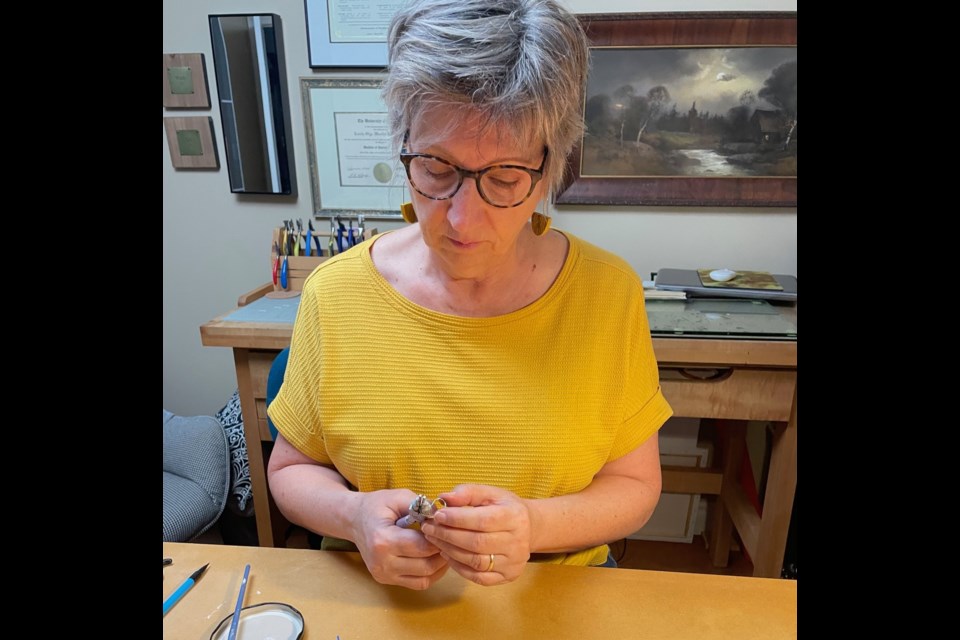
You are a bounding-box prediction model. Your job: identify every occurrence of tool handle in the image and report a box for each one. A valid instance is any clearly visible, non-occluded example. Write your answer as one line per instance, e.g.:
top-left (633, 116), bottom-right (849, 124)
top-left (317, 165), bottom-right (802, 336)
top-left (226, 565), bottom-right (251, 640)
top-left (162, 578), bottom-right (194, 615)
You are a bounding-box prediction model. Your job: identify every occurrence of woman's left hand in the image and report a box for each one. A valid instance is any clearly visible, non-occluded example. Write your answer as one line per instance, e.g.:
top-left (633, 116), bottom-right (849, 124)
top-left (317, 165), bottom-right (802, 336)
top-left (420, 484), bottom-right (532, 585)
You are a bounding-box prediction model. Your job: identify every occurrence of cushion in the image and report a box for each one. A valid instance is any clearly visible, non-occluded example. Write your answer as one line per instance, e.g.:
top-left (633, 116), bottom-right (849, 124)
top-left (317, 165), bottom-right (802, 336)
top-left (162, 411), bottom-right (230, 541)
top-left (214, 392), bottom-right (254, 515)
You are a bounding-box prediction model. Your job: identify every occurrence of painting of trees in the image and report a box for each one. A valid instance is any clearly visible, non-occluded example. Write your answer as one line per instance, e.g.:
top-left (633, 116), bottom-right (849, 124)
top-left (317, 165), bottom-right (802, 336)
top-left (581, 47), bottom-right (797, 178)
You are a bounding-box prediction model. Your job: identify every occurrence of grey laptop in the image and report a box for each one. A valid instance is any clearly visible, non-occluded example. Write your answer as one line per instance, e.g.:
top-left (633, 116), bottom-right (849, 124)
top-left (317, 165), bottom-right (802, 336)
top-left (654, 268), bottom-right (797, 302)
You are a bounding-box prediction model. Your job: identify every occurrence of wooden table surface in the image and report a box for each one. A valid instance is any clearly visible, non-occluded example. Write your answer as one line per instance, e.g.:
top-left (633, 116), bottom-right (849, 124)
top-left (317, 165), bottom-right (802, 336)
top-left (163, 542), bottom-right (796, 639)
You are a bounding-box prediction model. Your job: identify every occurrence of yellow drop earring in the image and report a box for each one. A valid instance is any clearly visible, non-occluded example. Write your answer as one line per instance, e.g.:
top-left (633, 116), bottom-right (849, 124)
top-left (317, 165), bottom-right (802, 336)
top-left (531, 211), bottom-right (551, 236)
top-left (400, 202), bottom-right (418, 224)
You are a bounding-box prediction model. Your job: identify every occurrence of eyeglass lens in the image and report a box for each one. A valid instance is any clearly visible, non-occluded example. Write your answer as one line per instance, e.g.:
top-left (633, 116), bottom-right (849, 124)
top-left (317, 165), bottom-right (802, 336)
top-left (407, 156), bottom-right (533, 207)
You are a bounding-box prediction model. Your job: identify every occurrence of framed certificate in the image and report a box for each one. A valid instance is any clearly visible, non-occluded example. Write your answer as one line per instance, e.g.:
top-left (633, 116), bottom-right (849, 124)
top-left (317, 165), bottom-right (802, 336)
top-left (300, 77), bottom-right (408, 218)
top-left (305, 0), bottom-right (406, 67)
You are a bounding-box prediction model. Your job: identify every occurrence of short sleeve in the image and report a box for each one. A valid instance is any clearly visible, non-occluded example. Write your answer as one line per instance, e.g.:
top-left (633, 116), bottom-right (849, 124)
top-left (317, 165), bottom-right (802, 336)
top-left (607, 294), bottom-right (673, 460)
top-left (266, 280), bottom-right (334, 464)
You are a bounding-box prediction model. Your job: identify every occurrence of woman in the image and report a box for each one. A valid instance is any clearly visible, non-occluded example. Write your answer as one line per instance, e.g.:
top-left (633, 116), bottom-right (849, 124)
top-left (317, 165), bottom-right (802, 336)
top-left (268, 0), bottom-right (672, 590)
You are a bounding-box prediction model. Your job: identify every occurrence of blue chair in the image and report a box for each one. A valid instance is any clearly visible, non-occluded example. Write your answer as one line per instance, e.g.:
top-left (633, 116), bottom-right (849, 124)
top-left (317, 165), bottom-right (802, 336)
top-left (265, 347), bottom-right (290, 441)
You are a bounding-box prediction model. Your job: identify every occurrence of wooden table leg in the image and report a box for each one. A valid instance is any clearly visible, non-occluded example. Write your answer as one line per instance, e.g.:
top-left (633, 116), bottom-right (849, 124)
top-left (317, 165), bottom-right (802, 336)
top-left (234, 349), bottom-right (276, 547)
top-left (268, 469), bottom-right (290, 547)
top-left (710, 420), bottom-right (746, 567)
top-left (752, 386), bottom-right (797, 577)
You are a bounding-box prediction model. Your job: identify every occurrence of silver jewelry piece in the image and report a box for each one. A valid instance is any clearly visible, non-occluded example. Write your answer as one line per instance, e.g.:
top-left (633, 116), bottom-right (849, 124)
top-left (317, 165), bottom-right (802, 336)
top-left (395, 494), bottom-right (446, 528)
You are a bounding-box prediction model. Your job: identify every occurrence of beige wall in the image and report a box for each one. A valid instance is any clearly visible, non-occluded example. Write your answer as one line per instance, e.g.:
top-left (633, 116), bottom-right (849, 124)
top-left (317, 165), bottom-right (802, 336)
top-left (163, 0), bottom-right (798, 416)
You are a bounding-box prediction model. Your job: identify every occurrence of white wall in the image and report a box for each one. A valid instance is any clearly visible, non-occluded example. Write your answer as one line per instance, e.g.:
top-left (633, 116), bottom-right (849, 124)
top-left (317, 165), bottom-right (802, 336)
top-left (163, 0), bottom-right (798, 416)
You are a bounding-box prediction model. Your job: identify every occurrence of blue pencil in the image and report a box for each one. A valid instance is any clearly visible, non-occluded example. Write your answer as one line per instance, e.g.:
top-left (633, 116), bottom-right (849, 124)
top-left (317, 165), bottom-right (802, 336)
top-left (227, 564), bottom-right (251, 640)
top-left (163, 563), bottom-right (209, 616)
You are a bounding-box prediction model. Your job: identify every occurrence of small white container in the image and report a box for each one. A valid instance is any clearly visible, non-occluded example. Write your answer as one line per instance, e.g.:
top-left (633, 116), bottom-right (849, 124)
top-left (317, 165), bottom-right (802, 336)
top-left (709, 268), bottom-right (737, 282)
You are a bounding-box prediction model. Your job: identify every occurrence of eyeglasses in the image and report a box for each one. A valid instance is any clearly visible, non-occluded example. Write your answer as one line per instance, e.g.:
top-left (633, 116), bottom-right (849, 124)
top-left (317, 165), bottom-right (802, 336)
top-left (400, 142), bottom-right (547, 209)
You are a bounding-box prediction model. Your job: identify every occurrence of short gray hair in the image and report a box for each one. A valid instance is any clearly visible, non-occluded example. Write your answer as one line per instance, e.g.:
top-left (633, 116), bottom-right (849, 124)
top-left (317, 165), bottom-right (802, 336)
top-left (383, 0), bottom-right (589, 198)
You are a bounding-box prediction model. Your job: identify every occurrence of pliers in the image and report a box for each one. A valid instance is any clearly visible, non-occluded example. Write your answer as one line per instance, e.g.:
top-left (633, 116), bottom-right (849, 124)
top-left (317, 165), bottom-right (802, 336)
top-left (272, 242), bottom-right (281, 286)
top-left (309, 220), bottom-right (323, 256)
top-left (336, 220), bottom-right (347, 253)
top-left (279, 227), bottom-right (289, 290)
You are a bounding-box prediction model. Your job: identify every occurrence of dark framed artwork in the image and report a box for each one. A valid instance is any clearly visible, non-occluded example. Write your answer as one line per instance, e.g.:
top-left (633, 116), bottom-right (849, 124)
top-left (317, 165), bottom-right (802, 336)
top-left (556, 12), bottom-right (797, 207)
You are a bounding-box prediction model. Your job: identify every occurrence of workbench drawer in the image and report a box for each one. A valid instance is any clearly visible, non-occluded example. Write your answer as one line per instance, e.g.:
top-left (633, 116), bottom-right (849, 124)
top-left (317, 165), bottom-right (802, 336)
top-left (255, 401), bottom-right (272, 442)
top-left (659, 367), bottom-right (796, 421)
top-left (247, 351), bottom-right (274, 397)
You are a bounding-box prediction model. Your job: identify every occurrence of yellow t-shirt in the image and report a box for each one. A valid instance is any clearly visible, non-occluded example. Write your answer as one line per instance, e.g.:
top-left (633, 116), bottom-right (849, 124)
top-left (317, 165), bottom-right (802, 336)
top-left (268, 230), bottom-right (672, 566)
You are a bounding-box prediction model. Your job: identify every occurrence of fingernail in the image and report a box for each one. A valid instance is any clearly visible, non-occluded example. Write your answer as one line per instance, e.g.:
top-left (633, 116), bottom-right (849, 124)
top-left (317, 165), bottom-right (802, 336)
top-left (434, 512), bottom-right (447, 524)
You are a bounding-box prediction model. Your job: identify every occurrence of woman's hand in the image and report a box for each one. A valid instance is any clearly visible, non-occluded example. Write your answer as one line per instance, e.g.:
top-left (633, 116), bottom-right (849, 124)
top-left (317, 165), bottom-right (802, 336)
top-left (352, 489), bottom-right (449, 590)
top-left (420, 484), bottom-right (532, 586)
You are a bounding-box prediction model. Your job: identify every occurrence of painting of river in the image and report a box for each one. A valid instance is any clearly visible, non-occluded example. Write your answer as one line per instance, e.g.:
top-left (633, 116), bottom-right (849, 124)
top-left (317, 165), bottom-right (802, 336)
top-left (581, 47), bottom-right (797, 178)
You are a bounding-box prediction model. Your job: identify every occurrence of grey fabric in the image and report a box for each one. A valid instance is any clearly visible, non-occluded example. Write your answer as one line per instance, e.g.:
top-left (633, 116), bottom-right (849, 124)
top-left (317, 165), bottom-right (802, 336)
top-left (162, 412), bottom-right (230, 541)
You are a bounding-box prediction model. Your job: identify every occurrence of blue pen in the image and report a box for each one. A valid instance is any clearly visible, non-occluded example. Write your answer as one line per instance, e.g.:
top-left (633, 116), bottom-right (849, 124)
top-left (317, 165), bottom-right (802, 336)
top-left (163, 563), bottom-right (209, 616)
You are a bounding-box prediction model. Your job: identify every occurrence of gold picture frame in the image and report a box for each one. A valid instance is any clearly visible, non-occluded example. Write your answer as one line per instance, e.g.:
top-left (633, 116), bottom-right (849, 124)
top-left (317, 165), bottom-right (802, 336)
top-left (162, 53), bottom-right (210, 109)
top-left (300, 77), bottom-right (407, 218)
top-left (163, 117), bottom-right (219, 169)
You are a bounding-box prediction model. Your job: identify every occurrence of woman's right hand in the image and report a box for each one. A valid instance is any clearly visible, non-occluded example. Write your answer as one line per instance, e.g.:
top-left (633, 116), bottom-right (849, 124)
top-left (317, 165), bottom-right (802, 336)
top-left (351, 489), bottom-right (449, 590)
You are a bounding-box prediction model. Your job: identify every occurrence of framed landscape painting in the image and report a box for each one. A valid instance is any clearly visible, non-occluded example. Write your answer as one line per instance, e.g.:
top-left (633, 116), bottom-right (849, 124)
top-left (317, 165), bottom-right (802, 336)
top-left (556, 13), bottom-right (797, 207)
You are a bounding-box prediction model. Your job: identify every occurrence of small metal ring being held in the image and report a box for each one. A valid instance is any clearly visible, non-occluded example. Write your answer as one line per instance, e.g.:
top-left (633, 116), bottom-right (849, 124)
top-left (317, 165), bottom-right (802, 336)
top-left (485, 554), bottom-right (495, 572)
